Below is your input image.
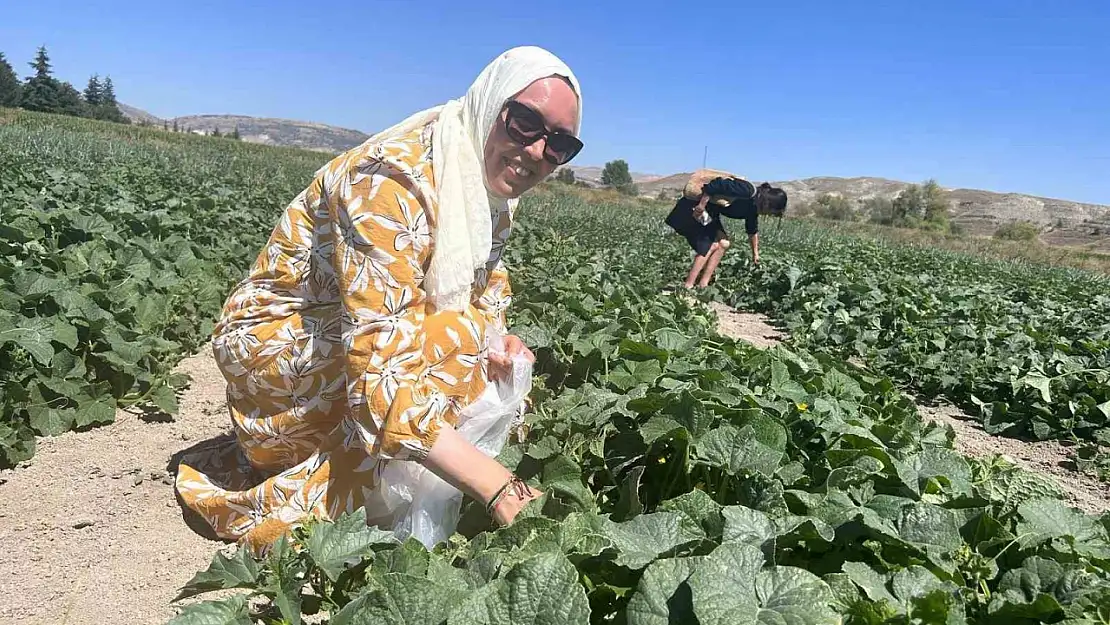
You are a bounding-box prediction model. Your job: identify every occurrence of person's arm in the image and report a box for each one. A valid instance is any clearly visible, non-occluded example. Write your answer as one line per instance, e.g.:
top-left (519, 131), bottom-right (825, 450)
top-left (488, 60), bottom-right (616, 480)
top-left (324, 156), bottom-right (536, 523)
top-left (692, 193), bottom-right (710, 221)
top-left (746, 212), bottom-right (760, 264)
top-left (425, 426), bottom-right (539, 524)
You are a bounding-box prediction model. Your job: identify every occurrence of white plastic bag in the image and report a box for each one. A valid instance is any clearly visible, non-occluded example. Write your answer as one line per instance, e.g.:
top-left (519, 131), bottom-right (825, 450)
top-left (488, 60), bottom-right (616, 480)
top-left (372, 327), bottom-right (533, 548)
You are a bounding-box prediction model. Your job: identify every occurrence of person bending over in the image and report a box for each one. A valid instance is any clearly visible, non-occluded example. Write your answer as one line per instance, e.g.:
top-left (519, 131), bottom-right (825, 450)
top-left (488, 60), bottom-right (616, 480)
top-left (665, 176), bottom-right (787, 288)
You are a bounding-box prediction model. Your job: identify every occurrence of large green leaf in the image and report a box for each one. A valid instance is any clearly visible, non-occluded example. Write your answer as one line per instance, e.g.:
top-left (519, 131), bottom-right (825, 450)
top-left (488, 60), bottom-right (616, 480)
top-left (694, 422), bottom-right (784, 477)
top-left (894, 449), bottom-right (972, 497)
top-left (167, 594), bottom-right (252, 625)
top-left (652, 328), bottom-right (696, 353)
top-left (447, 552), bottom-right (590, 625)
top-left (607, 359), bottom-right (663, 391)
top-left (331, 573), bottom-right (468, 625)
top-left (688, 542), bottom-right (838, 625)
top-left (977, 461), bottom-right (1063, 516)
top-left (1018, 499), bottom-right (1110, 557)
top-left (541, 454), bottom-right (596, 513)
top-left (659, 490), bottom-right (724, 539)
top-left (174, 548), bottom-right (261, 601)
top-left (626, 556), bottom-right (703, 625)
top-left (27, 405), bottom-right (76, 436)
top-left (2, 317), bottom-right (55, 365)
top-left (73, 399), bottom-right (117, 428)
top-left (304, 508), bottom-right (398, 581)
top-left (985, 556), bottom-right (1097, 620)
top-left (898, 501), bottom-right (963, 553)
top-left (604, 511), bottom-right (707, 570)
top-left (721, 506), bottom-right (776, 549)
top-left (841, 561), bottom-right (897, 605)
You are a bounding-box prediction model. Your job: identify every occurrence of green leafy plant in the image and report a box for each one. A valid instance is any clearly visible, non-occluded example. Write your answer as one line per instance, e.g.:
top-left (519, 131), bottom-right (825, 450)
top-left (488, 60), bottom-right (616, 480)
top-left (170, 187), bottom-right (1110, 623)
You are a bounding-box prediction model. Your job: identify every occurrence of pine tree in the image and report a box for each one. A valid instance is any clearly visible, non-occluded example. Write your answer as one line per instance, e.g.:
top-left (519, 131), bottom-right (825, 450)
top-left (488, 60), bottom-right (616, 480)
top-left (172, 119), bottom-right (179, 132)
top-left (83, 75), bottom-right (102, 106)
top-left (101, 76), bottom-right (116, 104)
top-left (94, 76), bottom-right (127, 123)
top-left (56, 81), bottom-right (86, 117)
top-left (30, 45), bottom-right (51, 78)
top-left (0, 52), bottom-right (21, 107)
top-left (230, 125), bottom-right (241, 140)
top-left (21, 46), bottom-right (62, 113)
top-left (211, 126), bottom-right (221, 137)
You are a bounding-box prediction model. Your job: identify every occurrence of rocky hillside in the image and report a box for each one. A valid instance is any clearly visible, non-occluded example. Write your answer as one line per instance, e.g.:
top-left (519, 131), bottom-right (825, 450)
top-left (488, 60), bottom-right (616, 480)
top-left (177, 115), bottom-right (369, 153)
top-left (118, 103), bottom-right (163, 126)
top-left (772, 177), bottom-right (1110, 246)
top-left (120, 106), bottom-right (369, 153)
top-left (567, 167), bottom-right (1110, 251)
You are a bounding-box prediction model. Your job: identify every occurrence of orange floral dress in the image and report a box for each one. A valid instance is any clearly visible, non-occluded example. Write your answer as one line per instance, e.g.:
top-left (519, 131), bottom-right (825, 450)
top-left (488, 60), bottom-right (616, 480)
top-left (175, 125), bottom-right (514, 551)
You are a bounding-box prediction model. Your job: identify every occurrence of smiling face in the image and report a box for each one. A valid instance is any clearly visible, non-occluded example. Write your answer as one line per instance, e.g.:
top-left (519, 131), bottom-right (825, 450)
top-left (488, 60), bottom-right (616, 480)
top-left (483, 76), bottom-right (580, 198)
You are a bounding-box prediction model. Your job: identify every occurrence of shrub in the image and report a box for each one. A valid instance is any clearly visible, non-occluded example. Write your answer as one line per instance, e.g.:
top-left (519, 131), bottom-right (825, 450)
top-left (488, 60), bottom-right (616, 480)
top-left (994, 221), bottom-right (1040, 241)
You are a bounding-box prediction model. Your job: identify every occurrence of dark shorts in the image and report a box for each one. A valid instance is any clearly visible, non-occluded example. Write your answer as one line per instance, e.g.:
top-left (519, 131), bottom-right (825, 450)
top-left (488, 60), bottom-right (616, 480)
top-left (665, 198), bottom-right (727, 256)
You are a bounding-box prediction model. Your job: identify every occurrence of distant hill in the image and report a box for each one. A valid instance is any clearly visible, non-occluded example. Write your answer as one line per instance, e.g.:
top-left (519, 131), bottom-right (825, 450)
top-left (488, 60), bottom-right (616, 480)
top-left (118, 103), bottom-right (163, 126)
top-left (173, 115), bottom-right (369, 153)
top-left (566, 167), bottom-right (1110, 252)
top-left (120, 105), bottom-right (369, 153)
top-left (114, 104), bottom-right (1108, 251)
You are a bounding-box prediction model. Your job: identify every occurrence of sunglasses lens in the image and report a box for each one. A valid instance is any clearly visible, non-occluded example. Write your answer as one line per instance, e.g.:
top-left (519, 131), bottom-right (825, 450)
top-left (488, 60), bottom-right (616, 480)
top-left (544, 135), bottom-right (583, 165)
top-left (505, 104), bottom-right (545, 142)
top-left (504, 101), bottom-right (583, 165)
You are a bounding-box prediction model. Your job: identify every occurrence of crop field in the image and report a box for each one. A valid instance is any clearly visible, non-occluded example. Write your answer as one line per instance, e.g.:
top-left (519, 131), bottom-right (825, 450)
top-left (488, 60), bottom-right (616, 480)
top-left (2, 110), bottom-right (1110, 624)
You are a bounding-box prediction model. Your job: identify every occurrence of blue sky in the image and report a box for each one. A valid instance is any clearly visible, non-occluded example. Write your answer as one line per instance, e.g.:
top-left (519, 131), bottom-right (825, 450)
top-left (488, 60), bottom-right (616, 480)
top-left (2, 1), bottom-right (1108, 203)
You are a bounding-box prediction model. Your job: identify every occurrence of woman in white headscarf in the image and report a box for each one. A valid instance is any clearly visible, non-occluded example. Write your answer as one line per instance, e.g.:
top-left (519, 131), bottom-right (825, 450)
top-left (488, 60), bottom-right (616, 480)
top-left (175, 46), bottom-right (583, 551)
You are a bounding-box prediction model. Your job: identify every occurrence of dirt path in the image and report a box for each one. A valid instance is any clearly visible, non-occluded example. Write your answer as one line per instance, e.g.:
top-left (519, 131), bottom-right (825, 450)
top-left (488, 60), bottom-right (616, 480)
top-left (0, 350), bottom-right (230, 625)
top-left (706, 302), bottom-right (1110, 515)
top-left (917, 401), bottom-right (1109, 514)
top-left (705, 301), bottom-right (785, 348)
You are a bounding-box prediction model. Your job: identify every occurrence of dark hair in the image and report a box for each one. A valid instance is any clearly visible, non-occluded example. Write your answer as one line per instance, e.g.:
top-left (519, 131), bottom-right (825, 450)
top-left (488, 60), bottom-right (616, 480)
top-left (755, 183), bottom-right (788, 216)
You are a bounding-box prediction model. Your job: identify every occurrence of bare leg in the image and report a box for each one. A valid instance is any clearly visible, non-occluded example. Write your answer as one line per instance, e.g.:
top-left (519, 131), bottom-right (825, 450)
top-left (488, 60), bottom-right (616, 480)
top-left (684, 250), bottom-right (712, 288)
top-left (697, 239), bottom-right (730, 287)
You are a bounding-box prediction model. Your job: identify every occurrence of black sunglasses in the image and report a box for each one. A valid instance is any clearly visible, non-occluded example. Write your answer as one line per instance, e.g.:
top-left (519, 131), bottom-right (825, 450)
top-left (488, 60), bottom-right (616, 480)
top-left (502, 100), bottom-right (583, 165)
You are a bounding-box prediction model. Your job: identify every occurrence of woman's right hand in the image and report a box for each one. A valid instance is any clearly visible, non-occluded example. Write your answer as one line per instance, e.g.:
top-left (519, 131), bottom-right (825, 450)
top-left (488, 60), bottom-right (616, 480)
top-left (492, 485), bottom-right (544, 526)
top-left (488, 334), bottom-right (534, 382)
top-left (425, 427), bottom-right (541, 526)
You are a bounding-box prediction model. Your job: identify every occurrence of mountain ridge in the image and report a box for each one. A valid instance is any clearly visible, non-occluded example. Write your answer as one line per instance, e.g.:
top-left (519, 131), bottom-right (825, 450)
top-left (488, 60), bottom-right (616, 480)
top-left (119, 104), bottom-right (1110, 251)
top-left (566, 167), bottom-right (1110, 251)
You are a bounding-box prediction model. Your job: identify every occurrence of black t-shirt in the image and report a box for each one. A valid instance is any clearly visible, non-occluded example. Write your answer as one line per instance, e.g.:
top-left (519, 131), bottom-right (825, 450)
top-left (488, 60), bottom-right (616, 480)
top-left (701, 177), bottom-right (759, 236)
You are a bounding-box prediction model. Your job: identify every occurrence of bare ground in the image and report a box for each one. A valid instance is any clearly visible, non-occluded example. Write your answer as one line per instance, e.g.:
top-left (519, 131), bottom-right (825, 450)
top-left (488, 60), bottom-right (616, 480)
top-left (917, 401), bottom-right (1109, 514)
top-left (706, 302), bottom-right (1110, 515)
top-left (0, 350), bottom-right (231, 625)
top-left (705, 301), bottom-right (786, 348)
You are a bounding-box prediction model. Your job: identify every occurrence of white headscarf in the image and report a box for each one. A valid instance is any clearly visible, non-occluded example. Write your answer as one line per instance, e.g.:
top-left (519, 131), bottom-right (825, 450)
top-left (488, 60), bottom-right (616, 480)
top-left (356, 46), bottom-right (582, 312)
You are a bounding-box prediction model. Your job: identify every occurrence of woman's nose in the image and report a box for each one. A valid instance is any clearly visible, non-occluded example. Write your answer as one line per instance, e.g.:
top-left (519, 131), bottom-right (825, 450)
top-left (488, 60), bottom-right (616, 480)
top-left (522, 137), bottom-right (547, 162)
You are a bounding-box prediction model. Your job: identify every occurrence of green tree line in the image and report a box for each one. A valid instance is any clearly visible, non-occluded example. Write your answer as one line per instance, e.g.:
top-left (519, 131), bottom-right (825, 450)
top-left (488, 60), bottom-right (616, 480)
top-left (0, 45), bottom-right (128, 124)
top-left (801, 179), bottom-right (956, 233)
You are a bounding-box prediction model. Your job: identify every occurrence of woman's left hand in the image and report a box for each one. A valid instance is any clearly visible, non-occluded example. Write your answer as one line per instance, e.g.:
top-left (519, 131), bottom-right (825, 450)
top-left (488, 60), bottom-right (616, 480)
top-left (489, 334), bottom-right (535, 382)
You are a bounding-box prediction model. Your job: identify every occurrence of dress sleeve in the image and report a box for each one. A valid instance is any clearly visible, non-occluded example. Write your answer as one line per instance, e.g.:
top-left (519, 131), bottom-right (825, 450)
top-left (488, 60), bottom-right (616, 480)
top-left (474, 261), bottom-right (512, 335)
top-left (324, 159), bottom-right (454, 462)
